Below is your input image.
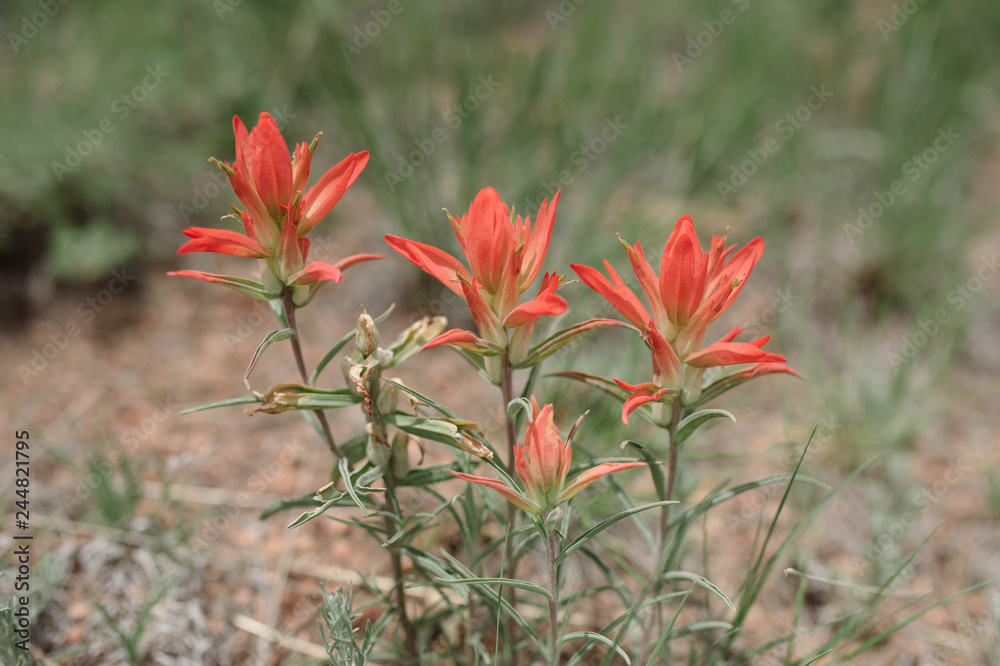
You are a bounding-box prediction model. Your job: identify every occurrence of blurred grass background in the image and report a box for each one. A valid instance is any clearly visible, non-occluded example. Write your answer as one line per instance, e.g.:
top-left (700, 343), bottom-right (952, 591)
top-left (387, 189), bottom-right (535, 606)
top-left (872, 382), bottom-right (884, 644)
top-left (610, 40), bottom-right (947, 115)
top-left (2, 0), bottom-right (1000, 656)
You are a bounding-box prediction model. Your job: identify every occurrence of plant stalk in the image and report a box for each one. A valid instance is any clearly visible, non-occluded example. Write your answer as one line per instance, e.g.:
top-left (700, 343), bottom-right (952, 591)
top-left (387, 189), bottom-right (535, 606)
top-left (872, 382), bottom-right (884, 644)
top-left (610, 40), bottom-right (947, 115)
top-left (657, 397), bottom-right (684, 561)
top-left (382, 468), bottom-right (418, 660)
top-left (546, 525), bottom-right (560, 665)
top-left (281, 289), bottom-right (345, 461)
top-left (500, 353), bottom-right (520, 664)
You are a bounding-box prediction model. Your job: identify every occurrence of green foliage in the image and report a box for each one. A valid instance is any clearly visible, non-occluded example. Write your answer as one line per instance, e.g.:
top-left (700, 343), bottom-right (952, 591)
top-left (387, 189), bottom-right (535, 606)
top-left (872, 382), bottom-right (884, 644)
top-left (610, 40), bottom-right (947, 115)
top-left (318, 585), bottom-right (390, 666)
top-left (84, 452), bottom-right (143, 528)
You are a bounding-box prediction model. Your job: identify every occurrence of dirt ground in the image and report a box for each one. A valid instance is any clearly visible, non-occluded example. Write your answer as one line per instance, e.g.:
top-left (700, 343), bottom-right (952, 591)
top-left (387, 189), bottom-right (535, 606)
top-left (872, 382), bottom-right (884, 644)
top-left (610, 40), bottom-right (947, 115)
top-left (3, 221), bottom-right (999, 663)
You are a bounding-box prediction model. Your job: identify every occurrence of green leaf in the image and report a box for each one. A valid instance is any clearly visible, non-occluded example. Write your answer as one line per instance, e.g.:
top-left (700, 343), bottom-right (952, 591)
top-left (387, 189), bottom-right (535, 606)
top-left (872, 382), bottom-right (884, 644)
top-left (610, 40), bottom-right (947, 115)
top-left (383, 378), bottom-right (462, 419)
top-left (517, 318), bottom-right (632, 368)
top-left (659, 571), bottom-right (735, 611)
top-left (621, 440), bottom-right (666, 501)
top-left (309, 304), bottom-right (395, 384)
top-left (269, 298), bottom-right (288, 328)
top-left (397, 464), bottom-right (460, 488)
top-left (552, 371), bottom-right (629, 399)
top-left (386, 413), bottom-right (462, 444)
top-left (559, 631), bottom-right (631, 665)
top-left (674, 409), bottom-right (736, 447)
top-left (253, 384), bottom-right (361, 413)
top-left (340, 458), bottom-right (381, 516)
top-left (506, 396), bottom-right (532, 421)
top-left (287, 496), bottom-right (346, 529)
top-left (557, 500), bottom-right (676, 566)
top-left (179, 395), bottom-right (261, 415)
top-left (243, 328), bottom-right (295, 390)
top-left (309, 329), bottom-right (356, 386)
top-left (258, 493), bottom-right (322, 521)
top-left (177, 273), bottom-right (273, 301)
top-left (435, 577), bottom-right (552, 600)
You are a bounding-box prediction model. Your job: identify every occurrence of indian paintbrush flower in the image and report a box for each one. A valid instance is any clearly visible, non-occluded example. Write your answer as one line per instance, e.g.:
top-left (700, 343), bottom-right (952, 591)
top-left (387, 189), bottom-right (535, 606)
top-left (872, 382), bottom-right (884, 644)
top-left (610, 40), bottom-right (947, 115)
top-left (169, 112), bottom-right (384, 306)
top-left (385, 188), bottom-right (567, 375)
top-left (386, 187), bottom-right (625, 382)
top-left (571, 215), bottom-right (800, 422)
top-left (451, 398), bottom-right (643, 515)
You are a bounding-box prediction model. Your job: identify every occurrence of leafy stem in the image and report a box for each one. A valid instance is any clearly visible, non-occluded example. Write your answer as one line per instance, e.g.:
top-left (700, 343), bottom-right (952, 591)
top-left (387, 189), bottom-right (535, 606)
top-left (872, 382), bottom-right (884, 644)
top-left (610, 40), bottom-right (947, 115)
top-left (281, 288), bottom-right (344, 461)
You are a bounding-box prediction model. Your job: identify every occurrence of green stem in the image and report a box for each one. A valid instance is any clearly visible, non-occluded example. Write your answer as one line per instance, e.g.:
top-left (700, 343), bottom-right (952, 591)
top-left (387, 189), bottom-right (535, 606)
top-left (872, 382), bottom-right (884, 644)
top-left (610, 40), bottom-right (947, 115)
top-left (500, 353), bottom-right (520, 664)
top-left (382, 467), bottom-right (418, 660)
top-left (652, 398), bottom-right (683, 642)
top-left (657, 398), bottom-right (683, 563)
top-left (281, 289), bottom-right (344, 462)
top-left (546, 525), bottom-right (560, 665)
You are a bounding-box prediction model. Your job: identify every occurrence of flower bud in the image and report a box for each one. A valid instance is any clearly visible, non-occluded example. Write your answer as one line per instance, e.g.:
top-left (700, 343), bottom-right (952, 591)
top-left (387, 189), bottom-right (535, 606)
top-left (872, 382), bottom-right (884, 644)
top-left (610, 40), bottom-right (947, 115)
top-left (366, 423), bottom-right (391, 467)
top-left (391, 433), bottom-right (410, 479)
top-left (376, 347), bottom-right (394, 367)
top-left (377, 382), bottom-right (400, 416)
top-left (355, 314), bottom-right (379, 357)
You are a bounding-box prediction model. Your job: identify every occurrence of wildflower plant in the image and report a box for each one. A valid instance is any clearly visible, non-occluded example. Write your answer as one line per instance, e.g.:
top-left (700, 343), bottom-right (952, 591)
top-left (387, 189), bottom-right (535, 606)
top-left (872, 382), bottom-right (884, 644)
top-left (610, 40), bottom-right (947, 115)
top-left (170, 113), bottom-right (990, 665)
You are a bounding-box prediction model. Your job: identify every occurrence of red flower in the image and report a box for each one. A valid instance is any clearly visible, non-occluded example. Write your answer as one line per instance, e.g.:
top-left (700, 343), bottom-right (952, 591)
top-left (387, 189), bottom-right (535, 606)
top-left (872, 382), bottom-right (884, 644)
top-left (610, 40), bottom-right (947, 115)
top-left (386, 188), bottom-right (569, 375)
top-left (572, 216), bottom-right (799, 421)
top-left (451, 398), bottom-right (642, 514)
top-left (169, 112), bottom-right (383, 305)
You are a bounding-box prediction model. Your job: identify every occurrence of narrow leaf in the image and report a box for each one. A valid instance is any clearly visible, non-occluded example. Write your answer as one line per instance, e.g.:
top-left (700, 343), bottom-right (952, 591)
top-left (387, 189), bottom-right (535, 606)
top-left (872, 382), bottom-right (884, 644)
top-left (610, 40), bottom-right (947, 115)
top-left (559, 631), bottom-right (631, 665)
top-left (179, 395), bottom-right (261, 415)
top-left (557, 500), bottom-right (676, 566)
top-left (436, 577), bottom-right (552, 600)
top-left (518, 318), bottom-right (633, 368)
top-left (674, 409), bottom-right (736, 447)
top-left (660, 571), bottom-right (735, 611)
top-left (621, 440), bottom-right (666, 501)
top-left (243, 328), bottom-right (296, 389)
top-left (259, 493), bottom-right (322, 521)
top-left (252, 384), bottom-right (361, 414)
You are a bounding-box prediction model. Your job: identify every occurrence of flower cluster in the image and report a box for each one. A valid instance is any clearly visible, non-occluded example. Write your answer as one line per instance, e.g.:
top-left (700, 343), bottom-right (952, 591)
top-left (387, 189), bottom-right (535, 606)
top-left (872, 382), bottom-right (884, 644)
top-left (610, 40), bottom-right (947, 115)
top-left (169, 112), bottom-right (383, 306)
top-left (386, 187), bottom-right (622, 383)
top-left (572, 216), bottom-right (800, 422)
top-left (171, 114), bottom-right (798, 515)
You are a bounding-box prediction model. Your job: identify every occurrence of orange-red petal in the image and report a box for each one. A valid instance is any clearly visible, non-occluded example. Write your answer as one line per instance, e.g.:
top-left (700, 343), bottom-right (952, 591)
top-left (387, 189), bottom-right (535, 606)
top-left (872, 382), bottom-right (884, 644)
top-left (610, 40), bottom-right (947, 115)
top-left (177, 227), bottom-right (269, 258)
